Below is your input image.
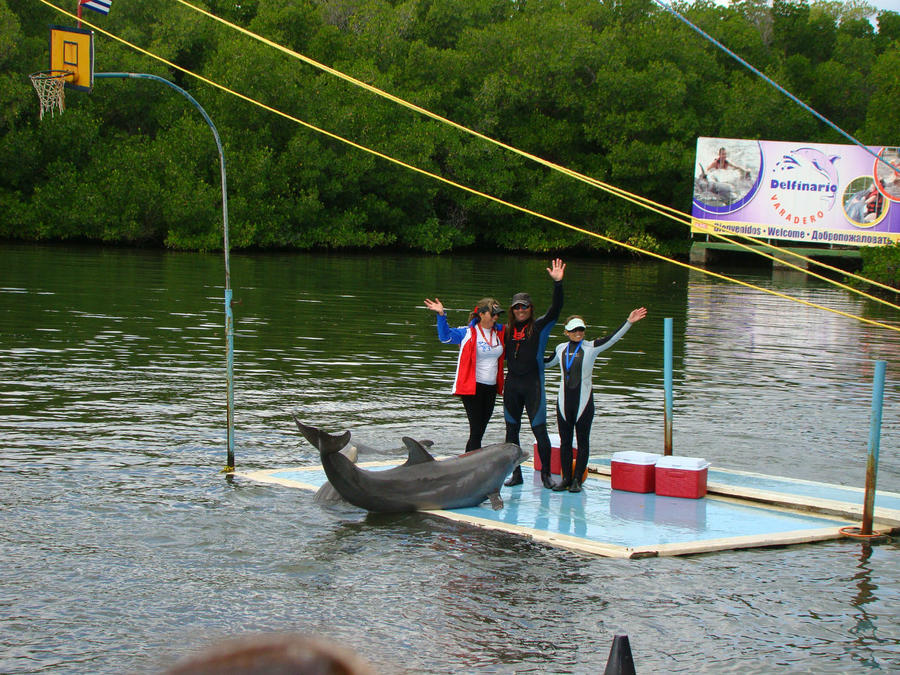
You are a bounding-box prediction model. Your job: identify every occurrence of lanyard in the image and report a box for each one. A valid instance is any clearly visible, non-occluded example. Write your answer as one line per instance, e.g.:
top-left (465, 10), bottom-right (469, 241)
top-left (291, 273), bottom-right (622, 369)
top-left (478, 325), bottom-right (497, 348)
top-left (565, 341), bottom-right (583, 372)
top-left (512, 325), bottom-right (526, 358)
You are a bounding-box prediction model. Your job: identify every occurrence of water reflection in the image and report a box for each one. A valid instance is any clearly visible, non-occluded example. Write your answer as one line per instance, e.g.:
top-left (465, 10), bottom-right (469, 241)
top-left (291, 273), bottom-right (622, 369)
top-left (557, 492), bottom-right (588, 538)
top-left (610, 490), bottom-right (655, 523)
top-left (682, 270), bottom-right (900, 484)
top-left (608, 492), bottom-right (708, 531)
top-left (2, 244), bottom-right (900, 674)
top-left (848, 543), bottom-right (882, 671)
top-left (653, 495), bottom-right (707, 530)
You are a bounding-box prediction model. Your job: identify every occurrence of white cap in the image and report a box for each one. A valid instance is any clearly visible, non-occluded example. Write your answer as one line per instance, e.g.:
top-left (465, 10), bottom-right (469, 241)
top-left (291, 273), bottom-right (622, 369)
top-left (564, 318), bottom-right (586, 331)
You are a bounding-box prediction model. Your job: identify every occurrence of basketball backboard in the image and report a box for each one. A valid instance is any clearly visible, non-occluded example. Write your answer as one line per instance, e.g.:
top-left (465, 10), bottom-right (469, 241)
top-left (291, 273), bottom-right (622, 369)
top-left (49, 24), bottom-right (94, 91)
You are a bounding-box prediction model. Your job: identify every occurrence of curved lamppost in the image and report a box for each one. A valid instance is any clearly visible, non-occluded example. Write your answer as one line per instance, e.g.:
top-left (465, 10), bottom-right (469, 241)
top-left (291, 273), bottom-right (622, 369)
top-left (95, 72), bottom-right (235, 470)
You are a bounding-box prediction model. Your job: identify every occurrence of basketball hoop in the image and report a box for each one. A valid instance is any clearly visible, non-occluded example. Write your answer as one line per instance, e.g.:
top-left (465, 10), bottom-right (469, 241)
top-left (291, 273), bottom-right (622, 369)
top-left (29, 70), bottom-right (72, 120)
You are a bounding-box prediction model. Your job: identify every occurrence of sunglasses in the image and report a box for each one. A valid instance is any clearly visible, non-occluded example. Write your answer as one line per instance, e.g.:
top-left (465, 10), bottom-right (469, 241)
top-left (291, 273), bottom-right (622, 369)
top-left (479, 306), bottom-right (504, 316)
top-left (512, 303), bottom-right (531, 310)
top-left (567, 327), bottom-right (585, 332)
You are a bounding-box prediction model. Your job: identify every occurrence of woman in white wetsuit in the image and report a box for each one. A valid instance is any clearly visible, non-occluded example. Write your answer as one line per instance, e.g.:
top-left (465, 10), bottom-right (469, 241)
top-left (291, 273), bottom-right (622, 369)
top-left (545, 308), bottom-right (647, 492)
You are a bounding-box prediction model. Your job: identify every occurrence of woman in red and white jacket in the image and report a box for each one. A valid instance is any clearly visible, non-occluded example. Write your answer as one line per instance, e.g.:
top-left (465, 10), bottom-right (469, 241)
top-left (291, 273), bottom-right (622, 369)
top-left (424, 297), bottom-right (505, 452)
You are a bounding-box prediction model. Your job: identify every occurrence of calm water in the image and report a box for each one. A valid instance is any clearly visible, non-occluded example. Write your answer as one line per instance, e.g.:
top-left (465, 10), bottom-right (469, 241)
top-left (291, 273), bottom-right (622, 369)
top-left (1, 243), bottom-right (898, 674)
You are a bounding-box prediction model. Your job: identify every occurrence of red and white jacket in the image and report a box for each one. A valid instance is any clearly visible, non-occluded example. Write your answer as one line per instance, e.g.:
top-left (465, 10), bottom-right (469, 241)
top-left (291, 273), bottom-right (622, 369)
top-left (436, 315), bottom-right (505, 396)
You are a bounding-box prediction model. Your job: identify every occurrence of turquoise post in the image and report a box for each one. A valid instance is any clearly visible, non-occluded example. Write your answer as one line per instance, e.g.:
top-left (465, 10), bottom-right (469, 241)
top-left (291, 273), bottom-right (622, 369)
top-left (94, 72), bottom-right (235, 469)
top-left (664, 318), bottom-right (673, 456)
top-left (225, 288), bottom-right (235, 468)
top-left (861, 360), bottom-right (886, 535)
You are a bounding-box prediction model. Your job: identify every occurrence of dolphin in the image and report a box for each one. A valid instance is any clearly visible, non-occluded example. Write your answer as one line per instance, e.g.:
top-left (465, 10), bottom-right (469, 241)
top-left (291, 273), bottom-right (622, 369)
top-left (791, 148), bottom-right (840, 184)
top-left (695, 167), bottom-right (735, 207)
top-left (313, 439), bottom-right (434, 503)
top-left (294, 418), bottom-right (528, 513)
top-left (844, 187), bottom-right (870, 223)
top-left (781, 148), bottom-right (840, 208)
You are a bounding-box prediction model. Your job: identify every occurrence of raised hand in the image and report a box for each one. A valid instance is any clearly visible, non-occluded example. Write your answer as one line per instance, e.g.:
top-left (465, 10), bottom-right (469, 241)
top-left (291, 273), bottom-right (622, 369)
top-left (628, 307), bottom-right (647, 323)
top-left (547, 258), bottom-right (566, 282)
top-left (424, 298), bottom-right (445, 316)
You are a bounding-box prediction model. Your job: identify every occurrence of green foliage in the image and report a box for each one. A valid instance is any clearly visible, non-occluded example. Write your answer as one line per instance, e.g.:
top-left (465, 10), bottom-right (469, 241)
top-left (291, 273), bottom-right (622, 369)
top-left (1, 0), bottom-right (896, 256)
top-left (877, 10), bottom-right (900, 47)
top-left (860, 46), bottom-right (900, 144)
top-left (857, 242), bottom-right (900, 290)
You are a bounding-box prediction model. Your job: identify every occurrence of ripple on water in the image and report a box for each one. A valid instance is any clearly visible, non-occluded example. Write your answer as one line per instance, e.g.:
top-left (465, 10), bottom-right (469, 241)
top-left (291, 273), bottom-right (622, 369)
top-left (1, 246), bottom-right (899, 674)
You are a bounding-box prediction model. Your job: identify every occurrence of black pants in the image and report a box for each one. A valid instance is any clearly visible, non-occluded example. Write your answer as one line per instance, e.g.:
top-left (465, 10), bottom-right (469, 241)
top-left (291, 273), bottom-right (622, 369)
top-left (503, 372), bottom-right (551, 472)
top-left (461, 382), bottom-right (498, 452)
top-left (557, 394), bottom-right (595, 482)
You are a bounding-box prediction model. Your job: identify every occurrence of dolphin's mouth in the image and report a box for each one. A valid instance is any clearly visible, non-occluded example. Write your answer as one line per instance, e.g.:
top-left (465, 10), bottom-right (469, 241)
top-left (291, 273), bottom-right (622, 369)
top-left (515, 445), bottom-right (529, 465)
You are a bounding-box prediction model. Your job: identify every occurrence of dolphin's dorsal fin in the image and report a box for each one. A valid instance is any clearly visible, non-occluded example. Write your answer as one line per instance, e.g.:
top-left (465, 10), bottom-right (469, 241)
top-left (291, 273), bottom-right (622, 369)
top-left (401, 437), bottom-right (436, 465)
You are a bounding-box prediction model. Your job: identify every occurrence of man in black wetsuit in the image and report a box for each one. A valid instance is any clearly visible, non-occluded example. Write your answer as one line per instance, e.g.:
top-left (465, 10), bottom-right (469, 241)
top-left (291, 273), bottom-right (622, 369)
top-left (503, 258), bottom-right (565, 488)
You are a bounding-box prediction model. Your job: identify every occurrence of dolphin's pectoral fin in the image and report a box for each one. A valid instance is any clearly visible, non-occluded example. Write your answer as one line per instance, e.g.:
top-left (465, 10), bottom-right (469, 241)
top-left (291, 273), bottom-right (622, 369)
top-left (488, 491), bottom-right (504, 510)
top-left (401, 437), bottom-right (436, 465)
top-left (292, 417), bottom-right (351, 456)
top-left (313, 482), bottom-right (342, 503)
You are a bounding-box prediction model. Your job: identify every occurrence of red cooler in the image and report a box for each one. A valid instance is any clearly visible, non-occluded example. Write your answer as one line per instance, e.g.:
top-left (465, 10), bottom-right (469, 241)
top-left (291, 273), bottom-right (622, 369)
top-left (654, 456), bottom-right (710, 499)
top-left (533, 434), bottom-right (588, 481)
top-left (610, 451), bottom-right (660, 493)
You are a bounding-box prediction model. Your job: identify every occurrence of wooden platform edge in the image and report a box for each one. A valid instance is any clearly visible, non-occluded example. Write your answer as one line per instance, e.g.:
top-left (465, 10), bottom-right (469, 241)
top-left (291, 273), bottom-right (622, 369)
top-left (431, 510), bottom-right (636, 559)
top-left (424, 510), bottom-right (859, 559)
top-left (706, 483), bottom-right (900, 530)
top-left (431, 512), bottom-right (858, 559)
top-left (236, 468), bottom-right (320, 491)
top-left (632, 527), bottom-right (851, 558)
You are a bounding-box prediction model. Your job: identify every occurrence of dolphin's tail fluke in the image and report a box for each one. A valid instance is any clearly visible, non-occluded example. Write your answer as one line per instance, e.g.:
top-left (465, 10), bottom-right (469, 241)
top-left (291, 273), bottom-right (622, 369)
top-left (293, 417), bottom-right (351, 456)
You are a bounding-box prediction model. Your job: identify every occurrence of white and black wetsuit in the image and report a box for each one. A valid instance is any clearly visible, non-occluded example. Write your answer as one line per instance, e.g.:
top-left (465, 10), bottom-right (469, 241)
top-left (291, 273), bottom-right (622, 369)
top-left (545, 319), bottom-right (632, 484)
top-left (503, 281), bottom-right (563, 475)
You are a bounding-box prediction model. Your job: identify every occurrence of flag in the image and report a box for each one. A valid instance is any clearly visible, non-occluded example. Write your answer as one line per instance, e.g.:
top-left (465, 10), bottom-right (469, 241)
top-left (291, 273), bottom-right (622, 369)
top-left (80, 0), bottom-right (111, 15)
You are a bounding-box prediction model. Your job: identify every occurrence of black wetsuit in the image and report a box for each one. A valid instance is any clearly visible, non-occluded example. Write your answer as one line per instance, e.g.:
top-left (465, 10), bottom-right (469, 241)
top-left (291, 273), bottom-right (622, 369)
top-left (503, 281), bottom-right (563, 477)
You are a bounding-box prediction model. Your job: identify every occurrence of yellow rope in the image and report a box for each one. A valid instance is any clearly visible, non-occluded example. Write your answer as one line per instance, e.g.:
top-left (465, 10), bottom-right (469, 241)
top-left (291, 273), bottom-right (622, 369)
top-left (569, 172), bottom-right (900, 301)
top-left (567, 172), bottom-right (900, 308)
top-left (36, 0), bottom-right (900, 335)
top-left (173, 0), bottom-right (900, 306)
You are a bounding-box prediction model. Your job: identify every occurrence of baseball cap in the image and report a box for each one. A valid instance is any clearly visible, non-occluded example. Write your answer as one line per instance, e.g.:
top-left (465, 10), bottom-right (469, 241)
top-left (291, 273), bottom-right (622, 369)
top-left (511, 292), bottom-right (532, 308)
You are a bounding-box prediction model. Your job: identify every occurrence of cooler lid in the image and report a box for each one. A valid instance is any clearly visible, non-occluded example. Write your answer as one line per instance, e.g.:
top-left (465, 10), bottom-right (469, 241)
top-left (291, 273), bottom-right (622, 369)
top-left (655, 456), bottom-right (710, 470)
top-left (536, 434), bottom-right (577, 449)
top-left (611, 451), bottom-right (661, 466)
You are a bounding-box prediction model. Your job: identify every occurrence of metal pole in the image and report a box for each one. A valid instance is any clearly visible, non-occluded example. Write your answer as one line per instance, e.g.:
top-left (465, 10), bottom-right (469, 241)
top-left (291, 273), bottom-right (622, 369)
top-left (861, 360), bottom-right (886, 535)
top-left (95, 72), bottom-right (235, 470)
top-left (664, 317), bottom-right (673, 456)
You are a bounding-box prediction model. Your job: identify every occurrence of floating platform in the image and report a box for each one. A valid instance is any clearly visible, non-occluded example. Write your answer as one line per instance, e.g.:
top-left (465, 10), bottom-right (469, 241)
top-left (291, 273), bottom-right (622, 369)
top-left (238, 460), bottom-right (899, 559)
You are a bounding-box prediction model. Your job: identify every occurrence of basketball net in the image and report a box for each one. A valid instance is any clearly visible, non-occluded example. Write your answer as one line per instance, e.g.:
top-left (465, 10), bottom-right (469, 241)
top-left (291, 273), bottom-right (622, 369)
top-left (29, 70), bottom-right (72, 120)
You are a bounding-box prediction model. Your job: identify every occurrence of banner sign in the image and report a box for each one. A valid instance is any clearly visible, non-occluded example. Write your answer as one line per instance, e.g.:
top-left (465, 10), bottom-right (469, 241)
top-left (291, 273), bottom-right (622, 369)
top-left (691, 137), bottom-right (900, 246)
